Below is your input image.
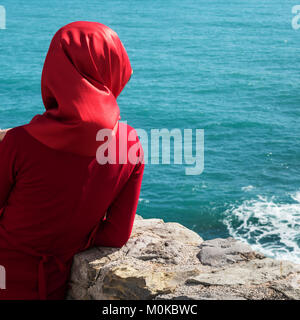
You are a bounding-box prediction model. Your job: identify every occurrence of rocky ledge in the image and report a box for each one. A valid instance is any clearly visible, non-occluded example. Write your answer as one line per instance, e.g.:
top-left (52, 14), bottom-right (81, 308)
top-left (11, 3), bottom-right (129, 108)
top-left (67, 215), bottom-right (300, 300)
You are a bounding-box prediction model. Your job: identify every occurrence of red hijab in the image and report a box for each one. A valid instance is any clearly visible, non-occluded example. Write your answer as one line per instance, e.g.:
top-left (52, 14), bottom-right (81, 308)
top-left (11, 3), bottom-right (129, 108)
top-left (24, 21), bottom-right (132, 156)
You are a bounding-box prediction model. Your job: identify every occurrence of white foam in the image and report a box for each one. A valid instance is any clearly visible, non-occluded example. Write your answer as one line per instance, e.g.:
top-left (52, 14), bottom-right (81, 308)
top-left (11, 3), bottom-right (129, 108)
top-left (291, 191), bottom-right (300, 203)
top-left (241, 185), bottom-right (254, 192)
top-left (223, 192), bottom-right (300, 264)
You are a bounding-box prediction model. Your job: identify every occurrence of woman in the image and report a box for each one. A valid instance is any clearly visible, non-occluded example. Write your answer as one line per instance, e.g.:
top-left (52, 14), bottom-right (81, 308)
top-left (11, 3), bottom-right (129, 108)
top-left (0, 21), bottom-right (144, 299)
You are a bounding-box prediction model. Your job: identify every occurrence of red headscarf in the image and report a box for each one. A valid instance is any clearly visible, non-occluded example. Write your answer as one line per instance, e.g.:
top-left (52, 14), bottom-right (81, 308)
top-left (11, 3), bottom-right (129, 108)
top-left (24, 21), bottom-right (132, 156)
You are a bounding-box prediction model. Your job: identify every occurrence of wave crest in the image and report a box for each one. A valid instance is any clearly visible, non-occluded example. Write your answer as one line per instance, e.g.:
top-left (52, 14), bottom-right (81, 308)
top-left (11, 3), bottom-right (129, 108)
top-left (224, 192), bottom-right (300, 264)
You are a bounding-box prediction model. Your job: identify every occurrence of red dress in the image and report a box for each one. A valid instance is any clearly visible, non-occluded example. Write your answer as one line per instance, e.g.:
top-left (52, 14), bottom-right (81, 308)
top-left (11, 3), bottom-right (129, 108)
top-left (0, 123), bottom-right (144, 299)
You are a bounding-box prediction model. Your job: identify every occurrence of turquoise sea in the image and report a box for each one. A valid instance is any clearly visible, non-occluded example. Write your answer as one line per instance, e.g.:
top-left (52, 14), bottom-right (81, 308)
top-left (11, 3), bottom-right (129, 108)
top-left (0, 0), bottom-right (300, 263)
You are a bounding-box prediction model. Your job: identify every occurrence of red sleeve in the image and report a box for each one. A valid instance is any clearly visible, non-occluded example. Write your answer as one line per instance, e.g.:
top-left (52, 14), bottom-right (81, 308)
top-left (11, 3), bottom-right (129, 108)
top-left (0, 130), bottom-right (17, 209)
top-left (93, 160), bottom-right (145, 248)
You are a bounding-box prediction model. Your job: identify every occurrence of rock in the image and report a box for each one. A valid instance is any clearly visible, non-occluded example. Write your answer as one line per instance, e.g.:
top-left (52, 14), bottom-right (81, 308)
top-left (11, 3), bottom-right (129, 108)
top-left (131, 216), bottom-right (203, 246)
top-left (197, 237), bottom-right (263, 267)
top-left (101, 264), bottom-right (181, 300)
top-left (186, 258), bottom-right (300, 286)
top-left (270, 274), bottom-right (300, 300)
top-left (67, 214), bottom-right (300, 300)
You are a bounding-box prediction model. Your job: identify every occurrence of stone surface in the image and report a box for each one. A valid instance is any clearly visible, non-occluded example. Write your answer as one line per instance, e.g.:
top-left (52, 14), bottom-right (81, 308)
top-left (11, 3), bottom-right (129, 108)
top-left (67, 214), bottom-right (300, 300)
top-left (197, 237), bottom-right (262, 267)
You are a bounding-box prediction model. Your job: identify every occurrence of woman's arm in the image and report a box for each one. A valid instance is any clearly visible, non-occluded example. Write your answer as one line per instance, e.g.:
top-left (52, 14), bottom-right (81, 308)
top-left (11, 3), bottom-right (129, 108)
top-left (93, 160), bottom-right (145, 248)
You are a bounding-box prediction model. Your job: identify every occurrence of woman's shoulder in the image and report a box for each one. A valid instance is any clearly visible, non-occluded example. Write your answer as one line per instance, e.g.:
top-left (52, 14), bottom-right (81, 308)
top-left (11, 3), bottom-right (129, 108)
top-left (5, 125), bottom-right (26, 136)
top-left (0, 126), bottom-right (22, 144)
top-left (1, 125), bottom-right (53, 156)
top-left (2, 126), bottom-right (33, 145)
top-left (0, 126), bottom-right (26, 159)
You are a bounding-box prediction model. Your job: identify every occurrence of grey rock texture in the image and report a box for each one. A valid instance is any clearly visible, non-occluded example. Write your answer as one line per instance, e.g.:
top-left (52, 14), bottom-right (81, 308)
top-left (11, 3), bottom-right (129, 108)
top-left (67, 215), bottom-right (300, 300)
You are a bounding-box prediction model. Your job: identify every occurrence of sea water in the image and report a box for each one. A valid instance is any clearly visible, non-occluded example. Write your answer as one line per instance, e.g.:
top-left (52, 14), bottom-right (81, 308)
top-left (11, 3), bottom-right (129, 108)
top-left (0, 0), bottom-right (300, 263)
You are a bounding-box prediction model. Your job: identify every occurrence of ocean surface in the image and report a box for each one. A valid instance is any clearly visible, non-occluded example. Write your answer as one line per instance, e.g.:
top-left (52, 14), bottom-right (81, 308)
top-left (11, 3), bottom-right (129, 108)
top-left (0, 0), bottom-right (300, 263)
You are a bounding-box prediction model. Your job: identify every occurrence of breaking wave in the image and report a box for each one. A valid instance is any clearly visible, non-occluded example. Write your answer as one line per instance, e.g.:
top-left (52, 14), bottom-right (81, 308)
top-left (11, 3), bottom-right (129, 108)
top-left (224, 191), bottom-right (300, 264)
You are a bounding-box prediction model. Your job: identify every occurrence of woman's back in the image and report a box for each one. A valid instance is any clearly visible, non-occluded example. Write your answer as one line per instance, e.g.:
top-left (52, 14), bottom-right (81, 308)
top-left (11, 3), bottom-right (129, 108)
top-left (0, 122), bottom-right (144, 299)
